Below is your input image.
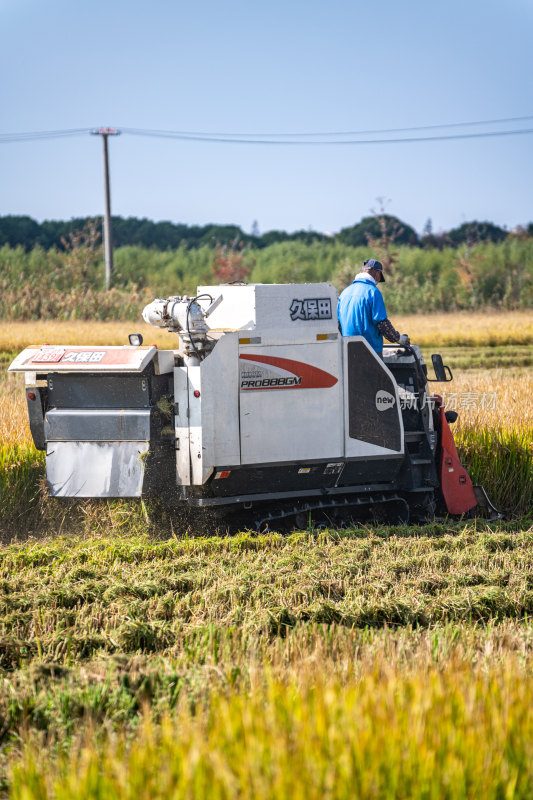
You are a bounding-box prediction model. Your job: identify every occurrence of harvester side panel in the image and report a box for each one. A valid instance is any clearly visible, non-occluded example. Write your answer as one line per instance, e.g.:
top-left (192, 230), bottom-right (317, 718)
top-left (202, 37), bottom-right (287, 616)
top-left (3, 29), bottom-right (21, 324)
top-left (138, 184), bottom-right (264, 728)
top-left (198, 283), bottom-right (339, 346)
top-left (342, 338), bottom-right (404, 459)
top-left (238, 342), bottom-right (343, 465)
top-left (187, 366), bottom-right (207, 485)
top-left (200, 333), bottom-right (240, 469)
top-left (174, 367), bottom-right (191, 486)
top-left (174, 335), bottom-right (241, 487)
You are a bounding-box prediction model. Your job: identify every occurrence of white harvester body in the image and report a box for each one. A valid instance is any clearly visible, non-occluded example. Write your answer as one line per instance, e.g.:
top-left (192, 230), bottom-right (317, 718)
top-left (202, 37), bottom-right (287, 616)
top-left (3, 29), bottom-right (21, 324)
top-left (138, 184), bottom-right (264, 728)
top-left (10, 282), bottom-right (485, 525)
top-left (174, 283), bottom-right (405, 487)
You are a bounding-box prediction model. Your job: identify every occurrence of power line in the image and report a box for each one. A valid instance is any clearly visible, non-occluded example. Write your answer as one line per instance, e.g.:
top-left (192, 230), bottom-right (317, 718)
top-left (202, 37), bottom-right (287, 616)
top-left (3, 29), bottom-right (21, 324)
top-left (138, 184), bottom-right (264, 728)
top-left (119, 113), bottom-right (533, 138)
top-left (121, 126), bottom-right (533, 145)
top-left (1, 120), bottom-right (533, 146)
top-left (0, 128), bottom-right (89, 143)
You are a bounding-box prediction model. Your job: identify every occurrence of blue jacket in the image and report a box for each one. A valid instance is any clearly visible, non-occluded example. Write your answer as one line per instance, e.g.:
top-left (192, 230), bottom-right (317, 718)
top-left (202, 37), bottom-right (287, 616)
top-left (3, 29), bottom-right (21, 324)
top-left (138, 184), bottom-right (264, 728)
top-left (337, 277), bottom-right (387, 353)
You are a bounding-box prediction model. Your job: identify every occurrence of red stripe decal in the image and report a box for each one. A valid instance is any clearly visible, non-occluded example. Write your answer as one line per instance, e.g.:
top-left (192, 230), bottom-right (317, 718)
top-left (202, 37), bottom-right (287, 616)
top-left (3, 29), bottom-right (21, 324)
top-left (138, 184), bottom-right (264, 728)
top-left (240, 353), bottom-right (338, 389)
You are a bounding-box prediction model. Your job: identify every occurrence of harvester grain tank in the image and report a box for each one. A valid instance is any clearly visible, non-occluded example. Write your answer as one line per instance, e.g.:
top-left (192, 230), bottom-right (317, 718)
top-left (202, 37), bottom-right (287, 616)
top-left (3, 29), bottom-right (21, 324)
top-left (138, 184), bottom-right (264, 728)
top-left (8, 282), bottom-right (497, 527)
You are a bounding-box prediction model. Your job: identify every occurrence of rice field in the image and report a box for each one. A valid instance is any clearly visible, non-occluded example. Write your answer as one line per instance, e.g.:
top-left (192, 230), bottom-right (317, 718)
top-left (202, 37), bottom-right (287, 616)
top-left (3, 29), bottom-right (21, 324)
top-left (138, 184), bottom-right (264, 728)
top-left (2, 336), bottom-right (531, 520)
top-left (397, 310), bottom-right (533, 346)
top-left (3, 364), bottom-right (532, 444)
top-left (1, 525), bottom-right (533, 798)
top-left (0, 310), bottom-right (532, 354)
top-left (10, 654), bottom-right (533, 800)
top-left (0, 312), bottom-right (532, 798)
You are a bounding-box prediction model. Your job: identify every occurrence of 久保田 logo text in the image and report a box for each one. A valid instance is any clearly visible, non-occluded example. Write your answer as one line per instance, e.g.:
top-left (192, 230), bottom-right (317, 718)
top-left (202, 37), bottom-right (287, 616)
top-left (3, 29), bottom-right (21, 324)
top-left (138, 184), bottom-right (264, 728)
top-left (31, 349), bottom-right (106, 364)
top-left (290, 298), bottom-right (332, 321)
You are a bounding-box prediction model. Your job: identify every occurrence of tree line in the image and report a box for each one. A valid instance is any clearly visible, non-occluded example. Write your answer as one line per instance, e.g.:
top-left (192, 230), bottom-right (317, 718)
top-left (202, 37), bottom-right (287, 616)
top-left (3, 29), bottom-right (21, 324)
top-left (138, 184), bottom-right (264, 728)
top-left (0, 213), bottom-right (528, 252)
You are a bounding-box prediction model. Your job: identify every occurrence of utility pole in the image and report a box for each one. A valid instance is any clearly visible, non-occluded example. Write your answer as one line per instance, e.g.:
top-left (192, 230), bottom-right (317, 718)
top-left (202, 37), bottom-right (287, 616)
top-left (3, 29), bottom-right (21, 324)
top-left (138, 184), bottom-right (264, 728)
top-left (90, 127), bottom-right (121, 290)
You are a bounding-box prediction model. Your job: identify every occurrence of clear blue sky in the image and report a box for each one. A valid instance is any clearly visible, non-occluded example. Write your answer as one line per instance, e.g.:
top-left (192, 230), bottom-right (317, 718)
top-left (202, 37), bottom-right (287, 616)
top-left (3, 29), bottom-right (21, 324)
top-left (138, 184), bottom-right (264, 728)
top-left (1, 0), bottom-right (532, 235)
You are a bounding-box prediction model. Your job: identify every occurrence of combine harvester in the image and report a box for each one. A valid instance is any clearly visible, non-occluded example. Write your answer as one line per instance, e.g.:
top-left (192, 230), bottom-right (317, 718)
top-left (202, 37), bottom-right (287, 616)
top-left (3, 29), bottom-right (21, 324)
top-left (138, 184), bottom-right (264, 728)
top-left (9, 283), bottom-right (498, 529)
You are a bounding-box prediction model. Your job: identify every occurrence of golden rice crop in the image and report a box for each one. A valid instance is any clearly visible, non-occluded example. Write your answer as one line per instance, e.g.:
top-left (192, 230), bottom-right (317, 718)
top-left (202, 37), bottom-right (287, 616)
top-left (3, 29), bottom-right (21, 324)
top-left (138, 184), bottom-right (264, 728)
top-left (2, 526), bottom-right (533, 797)
top-left (434, 368), bottom-right (533, 431)
top-left (7, 633), bottom-right (533, 799)
top-left (0, 310), bottom-right (531, 352)
top-left (1, 499), bottom-right (532, 796)
top-left (0, 319), bottom-right (175, 353)
top-left (397, 310), bottom-right (533, 346)
top-left (0, 370), bottom-right (32, 445)
top-left (1, 525), bottom-right (533, 759)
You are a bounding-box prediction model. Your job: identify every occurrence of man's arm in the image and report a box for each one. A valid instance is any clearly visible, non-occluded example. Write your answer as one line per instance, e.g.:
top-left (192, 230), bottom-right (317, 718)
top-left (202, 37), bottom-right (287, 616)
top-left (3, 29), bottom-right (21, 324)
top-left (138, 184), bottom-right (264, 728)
top-left (377, 318), bottom-right (400, 343)
top-left (372, 292), bottom-right (410, 345)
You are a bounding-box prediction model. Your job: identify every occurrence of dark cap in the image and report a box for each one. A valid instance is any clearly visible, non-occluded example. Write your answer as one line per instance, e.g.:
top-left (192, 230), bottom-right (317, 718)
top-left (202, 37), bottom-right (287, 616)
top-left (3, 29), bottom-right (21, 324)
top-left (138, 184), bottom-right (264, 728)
top-left (363, 258), bottom-right (385, 282)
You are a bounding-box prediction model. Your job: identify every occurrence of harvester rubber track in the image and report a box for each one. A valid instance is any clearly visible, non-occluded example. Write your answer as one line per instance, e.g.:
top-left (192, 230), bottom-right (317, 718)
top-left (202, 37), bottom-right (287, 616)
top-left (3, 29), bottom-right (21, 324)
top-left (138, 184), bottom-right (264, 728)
top-left (252, 492), bottom-right (411, 532)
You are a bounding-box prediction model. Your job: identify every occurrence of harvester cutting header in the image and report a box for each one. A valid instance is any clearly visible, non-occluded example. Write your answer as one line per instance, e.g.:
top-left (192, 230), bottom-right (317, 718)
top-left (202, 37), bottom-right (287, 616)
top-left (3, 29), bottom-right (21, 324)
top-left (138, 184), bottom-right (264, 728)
top-left (9, 282), bottom-right (496, 529)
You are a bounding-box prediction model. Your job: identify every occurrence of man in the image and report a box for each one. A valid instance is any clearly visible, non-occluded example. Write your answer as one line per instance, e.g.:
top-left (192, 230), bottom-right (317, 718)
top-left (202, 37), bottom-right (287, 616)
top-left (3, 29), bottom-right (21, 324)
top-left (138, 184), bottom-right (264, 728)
top-left (337, 258), bottom-right (410, 356)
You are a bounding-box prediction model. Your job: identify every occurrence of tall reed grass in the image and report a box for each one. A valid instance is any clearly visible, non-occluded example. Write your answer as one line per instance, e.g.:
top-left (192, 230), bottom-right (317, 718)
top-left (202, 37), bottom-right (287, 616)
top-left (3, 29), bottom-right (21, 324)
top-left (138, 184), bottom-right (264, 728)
top-left (1, 236), bottom-right (532, 319)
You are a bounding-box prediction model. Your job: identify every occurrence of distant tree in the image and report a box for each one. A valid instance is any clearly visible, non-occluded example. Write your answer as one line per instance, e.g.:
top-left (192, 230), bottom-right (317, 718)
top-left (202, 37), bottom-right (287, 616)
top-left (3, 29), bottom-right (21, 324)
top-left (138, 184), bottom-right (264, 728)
top-left (39, 219), bottom-right (74, 249)
top-left (337, 213), bottom-right (418, 248)
top-left (0, 215), bottom-right (41, 250)
top-left (0, 212), bottom-right (521, 255)
top-left (447, 221), bottom-right (507, 246)
top-left (201, 225), bottom-right (250, 248)
top-left (258, 230), bottom-right (292, 247)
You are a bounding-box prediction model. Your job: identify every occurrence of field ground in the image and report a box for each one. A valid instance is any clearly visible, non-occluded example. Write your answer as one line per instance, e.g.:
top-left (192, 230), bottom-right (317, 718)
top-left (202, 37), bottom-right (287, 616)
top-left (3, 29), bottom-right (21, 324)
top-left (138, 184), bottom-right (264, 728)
top-left (1, 312), bottom-right (532, 797)
top-left (1, 524), bottom-right (533, 798)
